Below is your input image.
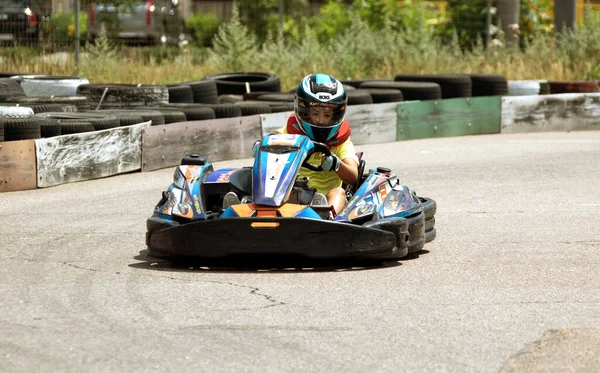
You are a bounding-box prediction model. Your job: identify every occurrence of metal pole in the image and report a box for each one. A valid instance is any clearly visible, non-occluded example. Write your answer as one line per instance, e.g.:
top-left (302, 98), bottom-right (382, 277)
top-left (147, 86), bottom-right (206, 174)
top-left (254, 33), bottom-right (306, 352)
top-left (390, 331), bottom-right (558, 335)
top-left (554, 0), bottom-right (577, 34)
top-left (278, 0), bottom-right (283, 40)
top-left (74, 0), bottom-right (80, 74)
top-left (485, 0), bottom-right (492, 48)
top-left (496, 0), bottom-right (520, 45)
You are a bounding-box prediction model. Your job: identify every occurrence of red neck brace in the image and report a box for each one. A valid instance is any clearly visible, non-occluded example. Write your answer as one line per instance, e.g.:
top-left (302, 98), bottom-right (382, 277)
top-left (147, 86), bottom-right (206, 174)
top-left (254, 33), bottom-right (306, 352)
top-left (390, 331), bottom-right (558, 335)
top-left (286, 114), bottom-right (351, 148)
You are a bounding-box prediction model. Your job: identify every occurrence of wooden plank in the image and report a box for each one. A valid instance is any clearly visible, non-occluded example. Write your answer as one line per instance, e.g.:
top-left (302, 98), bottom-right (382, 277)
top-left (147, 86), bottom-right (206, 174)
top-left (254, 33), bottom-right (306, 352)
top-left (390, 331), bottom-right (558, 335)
top-left (346, 103), bottom-right (398, 145)
top-left (142, 116), bottom-right (262, 172)
top-left (501, 93), bottom-right (600, 133)
top-left (397, 96), bottom-right (501, 141)
top-left (36, 121), bottom-right (150, 188)
top-left (260, 103), bottom-right (398, 145)
top-left (0, 140), bottom-right (37, 193)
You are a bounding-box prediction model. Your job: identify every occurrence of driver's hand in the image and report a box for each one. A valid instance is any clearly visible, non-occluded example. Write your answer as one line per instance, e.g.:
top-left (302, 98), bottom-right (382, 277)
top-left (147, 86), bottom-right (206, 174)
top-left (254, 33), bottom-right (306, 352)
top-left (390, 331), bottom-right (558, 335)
top-left (321, 154), bottom-right (340, 172)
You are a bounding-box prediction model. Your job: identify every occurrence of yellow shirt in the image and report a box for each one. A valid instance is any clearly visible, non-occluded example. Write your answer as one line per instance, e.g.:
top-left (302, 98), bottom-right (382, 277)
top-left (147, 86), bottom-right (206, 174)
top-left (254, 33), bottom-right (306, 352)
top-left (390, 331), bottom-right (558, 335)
top-left (275, 126), bottom-right (359, 195)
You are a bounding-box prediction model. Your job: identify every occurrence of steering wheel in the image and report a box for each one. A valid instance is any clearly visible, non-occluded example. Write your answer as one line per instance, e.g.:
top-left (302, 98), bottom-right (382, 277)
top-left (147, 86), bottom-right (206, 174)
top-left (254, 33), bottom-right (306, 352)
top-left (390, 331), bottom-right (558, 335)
top-left (302, 142), bottom-right (332, 172)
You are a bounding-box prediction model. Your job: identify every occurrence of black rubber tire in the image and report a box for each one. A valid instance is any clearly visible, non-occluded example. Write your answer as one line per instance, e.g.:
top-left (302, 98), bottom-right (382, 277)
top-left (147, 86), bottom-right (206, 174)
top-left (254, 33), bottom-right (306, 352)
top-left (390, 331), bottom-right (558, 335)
top-left (256, 93), bottom-right (295, 102)
top-left (347, 90), bottom-right (373, 105)
top-left (467, 74), bottom-right (509, 97)
top-left (137, 107), bottom-right (187, 124)
top-left (234, 102), bottom-right (273, 116)
top-left (158, 103), bottom-right (216, 121)
top-left (10, 75), bottom-right (89, 97)
top-left (109, 113), bottom-right (145, 126)
top-left (360, 88), bottom-right (404, 103)
top-left (269, 103), bottom-right (295, 113)
top-left (394, 74), bottom-right (472, 98)
top-left (202, 72), bottom-right (281, 95)
top-left (40, 121), bottom-right (62, 137)
top-left (0, 72), bottom-right (37, 78)
top-left (182, 80), bottom-right (219, 104)
top-left (0, 122), bottom-right (4, 142)
top-left (1, 118), bottom-right (43, 140)
top-left (340, 79), bottom-right (374, 89)
top-left (0, 105), bottom-right (34, 118)
top-left (198, 103), bottom-right (242, 119)
top-left (539, 81), bottom-right (551, 95)
top-left (76, 84), bottom-right (169, 109)
top-left (91, 109), bottom-right (165, 126)
top-left (359, 80), bottom-right (442, 101)
top-left (2, 103), bottom-right (66, 114)
top-left (167, 84), bottom-right (194, 103)
top-left (35, 112), bottom-right (120, 131)
top-left (60, 122), bottom-right (95, 135)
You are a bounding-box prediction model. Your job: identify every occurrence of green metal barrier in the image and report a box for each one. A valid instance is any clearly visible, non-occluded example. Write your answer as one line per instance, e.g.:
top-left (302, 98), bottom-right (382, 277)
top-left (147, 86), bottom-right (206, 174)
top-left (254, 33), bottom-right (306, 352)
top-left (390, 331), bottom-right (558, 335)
top-left (397, 96), bottom-right (501, 141)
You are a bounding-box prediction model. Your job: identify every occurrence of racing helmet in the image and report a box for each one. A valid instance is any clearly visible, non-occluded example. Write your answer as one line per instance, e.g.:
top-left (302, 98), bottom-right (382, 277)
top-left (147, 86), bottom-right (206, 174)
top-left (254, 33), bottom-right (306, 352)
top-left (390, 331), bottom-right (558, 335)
top-left (294, 73), bottom-right (347, 143)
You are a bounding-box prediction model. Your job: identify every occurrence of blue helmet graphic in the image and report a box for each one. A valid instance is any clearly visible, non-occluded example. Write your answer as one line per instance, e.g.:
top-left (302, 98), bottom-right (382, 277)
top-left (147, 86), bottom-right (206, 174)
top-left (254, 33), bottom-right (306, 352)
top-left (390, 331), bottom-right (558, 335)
top-left (294, 73), bottom-right (347, 143)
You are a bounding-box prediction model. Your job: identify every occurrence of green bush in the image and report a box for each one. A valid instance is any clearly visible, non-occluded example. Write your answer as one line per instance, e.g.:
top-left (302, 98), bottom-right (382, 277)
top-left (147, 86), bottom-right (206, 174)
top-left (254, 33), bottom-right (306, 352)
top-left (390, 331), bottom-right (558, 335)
top-left (51, 11), bottom-right (88, 43)
top-left (186, 11), bottom-right (221, 47)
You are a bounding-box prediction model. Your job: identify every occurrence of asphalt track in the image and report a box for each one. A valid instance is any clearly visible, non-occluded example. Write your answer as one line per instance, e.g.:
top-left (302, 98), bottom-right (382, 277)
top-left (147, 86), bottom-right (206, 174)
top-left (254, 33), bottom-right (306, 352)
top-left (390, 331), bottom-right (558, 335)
top-left (1, 131), bottom-right (599, 373)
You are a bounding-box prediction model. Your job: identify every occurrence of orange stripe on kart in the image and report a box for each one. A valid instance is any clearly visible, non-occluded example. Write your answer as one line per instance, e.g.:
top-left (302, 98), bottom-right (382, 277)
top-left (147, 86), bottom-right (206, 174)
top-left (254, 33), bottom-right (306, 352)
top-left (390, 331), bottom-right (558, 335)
top-left (230, 204), bottom-right (254, 217)
top-left (230, 203), bottom-right (308, 218)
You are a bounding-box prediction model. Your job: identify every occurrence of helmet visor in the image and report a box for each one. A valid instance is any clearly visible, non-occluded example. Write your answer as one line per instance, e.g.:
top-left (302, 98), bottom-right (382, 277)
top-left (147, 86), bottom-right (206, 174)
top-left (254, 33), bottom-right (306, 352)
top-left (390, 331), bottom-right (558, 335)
top-left (296, 97), bottom-right (346, 128)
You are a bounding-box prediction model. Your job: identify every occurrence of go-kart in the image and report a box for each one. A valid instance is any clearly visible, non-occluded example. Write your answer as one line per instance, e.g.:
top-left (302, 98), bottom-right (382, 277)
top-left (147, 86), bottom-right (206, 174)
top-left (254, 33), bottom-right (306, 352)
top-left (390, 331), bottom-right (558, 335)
top-left (146, 134), bottom-right (436, 261)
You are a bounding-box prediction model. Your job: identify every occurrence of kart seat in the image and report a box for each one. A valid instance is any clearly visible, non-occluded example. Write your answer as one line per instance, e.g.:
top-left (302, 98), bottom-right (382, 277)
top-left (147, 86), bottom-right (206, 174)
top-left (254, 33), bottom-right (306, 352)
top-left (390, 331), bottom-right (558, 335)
top-left (344, 152), bottom-right (367, 196)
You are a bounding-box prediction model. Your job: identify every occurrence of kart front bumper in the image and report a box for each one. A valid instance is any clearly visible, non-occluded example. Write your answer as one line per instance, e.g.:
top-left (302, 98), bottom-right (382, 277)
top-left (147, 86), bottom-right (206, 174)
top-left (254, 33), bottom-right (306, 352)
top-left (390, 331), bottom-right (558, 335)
top-left (146, 216), bottom-right (397, 260)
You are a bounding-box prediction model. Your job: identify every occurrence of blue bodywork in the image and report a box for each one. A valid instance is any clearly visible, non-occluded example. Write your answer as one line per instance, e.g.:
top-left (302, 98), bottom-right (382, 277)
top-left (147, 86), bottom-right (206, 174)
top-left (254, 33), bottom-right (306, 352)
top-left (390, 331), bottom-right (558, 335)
top-left (152, 133), bottom-right (423, 223)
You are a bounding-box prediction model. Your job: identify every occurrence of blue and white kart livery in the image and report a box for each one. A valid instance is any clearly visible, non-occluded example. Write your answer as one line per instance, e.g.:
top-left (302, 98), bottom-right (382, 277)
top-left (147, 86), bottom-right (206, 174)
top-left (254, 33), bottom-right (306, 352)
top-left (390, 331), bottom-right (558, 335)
top-left (146, 134), bottom-right (437, 261)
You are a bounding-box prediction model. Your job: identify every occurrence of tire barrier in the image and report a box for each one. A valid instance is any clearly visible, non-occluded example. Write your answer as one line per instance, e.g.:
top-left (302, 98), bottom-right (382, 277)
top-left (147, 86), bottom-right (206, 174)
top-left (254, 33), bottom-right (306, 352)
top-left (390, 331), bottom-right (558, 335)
top-left (34, 112), bottom-right (121, 131)
top-left (359, 80), bottom-right (442, 101)
top-left (4, 96), bottom-right (90, 111)
top-left (508, 80), bottom-right (547, 96)
top-left (2, 71), bottom-right (600, 193)
top-left (547, 80), bottom-right (600, 94)
top-left (359, 88), bottom-right (404, 103)
top-left (234, 101), bottom-right (273, 116)
top-left (468, 74), bottom-right (509, 97)
top-left (394, 74), bottom-right (472, 99)
top-left (76, 84), bottom-right (169, 109)
top-left (180, 80), bottom-right (219, 104)
top-left (12, 75), bottom-right (90, 97)
top-left (347, 90), bottom-right (373, 105)
top-left (93, 109), bottom-right (166, 126)
top-left (202, 72), bottom-right (281, 95)
top-left (0, 106), bottom-right (34, 119)
top-left (158, 103), bottom-right (217, 121)
top-left (0, 117), bottom-right (45, 141)
top-left (137, 107), bottom-right (187, 124)
top-left (166, 84), bottom-right (194, 103)
top-left (1, 103), bottom-right (68, 114)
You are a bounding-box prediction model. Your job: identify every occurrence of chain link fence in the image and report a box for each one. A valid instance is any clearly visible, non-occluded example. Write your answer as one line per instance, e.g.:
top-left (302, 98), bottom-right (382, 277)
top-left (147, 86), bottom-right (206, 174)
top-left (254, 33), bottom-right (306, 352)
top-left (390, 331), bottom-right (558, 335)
top-left (1, 1), bottom-right (595, 56)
